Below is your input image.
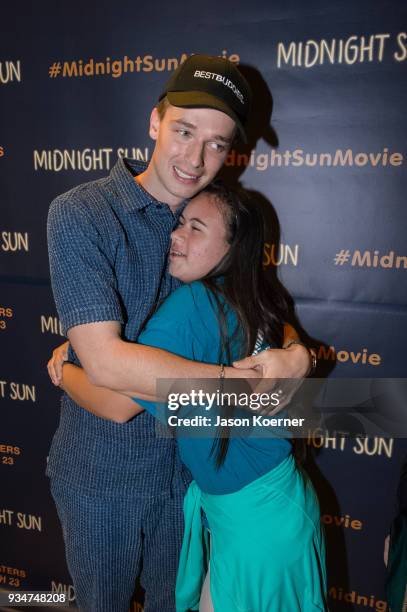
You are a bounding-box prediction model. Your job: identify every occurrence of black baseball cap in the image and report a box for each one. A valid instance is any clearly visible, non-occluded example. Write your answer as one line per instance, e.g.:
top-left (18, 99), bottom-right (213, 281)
top-left (159, 54), bottom-right (252, 142)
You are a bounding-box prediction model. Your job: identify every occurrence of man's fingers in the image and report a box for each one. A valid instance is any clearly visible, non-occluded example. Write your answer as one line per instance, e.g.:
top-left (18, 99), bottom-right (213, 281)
top-left (233, 356), bottom-right (257, 369)
top-left (257, 379), bottom-right (303, 415)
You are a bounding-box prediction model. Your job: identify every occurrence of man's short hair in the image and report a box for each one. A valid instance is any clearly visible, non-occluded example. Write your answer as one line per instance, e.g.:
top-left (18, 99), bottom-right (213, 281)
top-left (156, 96), bottom-right (170, 119)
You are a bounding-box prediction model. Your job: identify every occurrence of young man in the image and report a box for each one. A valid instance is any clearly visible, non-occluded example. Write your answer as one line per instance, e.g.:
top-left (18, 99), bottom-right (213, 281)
top-left (47, 54), bottom-right (310, 612)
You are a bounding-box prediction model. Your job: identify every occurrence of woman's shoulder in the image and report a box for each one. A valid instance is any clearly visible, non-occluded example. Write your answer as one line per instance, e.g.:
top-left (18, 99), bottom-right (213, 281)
top-left (162, 281), bottom-right (212, 308)
top-left (172, 280), bottom-right (210, 296)
top-left (155, 282), bottom-right (228, 342)
top-left (151, 281), bottom-right (212, 323)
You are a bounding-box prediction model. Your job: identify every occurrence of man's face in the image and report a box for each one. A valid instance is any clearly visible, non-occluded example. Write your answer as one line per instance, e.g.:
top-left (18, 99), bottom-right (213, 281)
top-left (146, 104), bottom-right (236, 208)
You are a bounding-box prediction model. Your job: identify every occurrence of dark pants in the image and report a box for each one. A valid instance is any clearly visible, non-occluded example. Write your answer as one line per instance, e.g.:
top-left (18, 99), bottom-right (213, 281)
top-left (47, 410), bottom-right (188, 612)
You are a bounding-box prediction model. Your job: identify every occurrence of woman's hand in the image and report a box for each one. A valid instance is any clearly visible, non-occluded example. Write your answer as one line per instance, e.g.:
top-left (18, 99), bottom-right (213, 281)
top-left (47, 340), bottom-right (70, 386)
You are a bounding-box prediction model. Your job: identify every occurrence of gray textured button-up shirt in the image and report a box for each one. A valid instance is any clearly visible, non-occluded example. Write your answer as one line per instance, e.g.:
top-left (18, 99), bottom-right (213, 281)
top-left (46, 157), bottom-right (186, 493)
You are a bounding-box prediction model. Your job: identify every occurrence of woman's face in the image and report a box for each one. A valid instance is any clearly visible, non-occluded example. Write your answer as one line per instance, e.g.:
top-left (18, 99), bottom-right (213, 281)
top-left (169, 192), bottom-right (230, 283)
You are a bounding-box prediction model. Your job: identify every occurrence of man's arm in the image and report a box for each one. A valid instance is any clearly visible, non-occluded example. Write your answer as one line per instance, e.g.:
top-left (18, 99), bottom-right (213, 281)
top-left (67, 320), bottom-right (246, 395)
top-left (67, 320), bottom-right (310, 397)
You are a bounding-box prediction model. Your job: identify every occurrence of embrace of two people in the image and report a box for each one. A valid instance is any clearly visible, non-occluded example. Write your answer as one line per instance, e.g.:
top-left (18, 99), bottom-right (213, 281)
top-left (46, 54), bottom-right (327, 611)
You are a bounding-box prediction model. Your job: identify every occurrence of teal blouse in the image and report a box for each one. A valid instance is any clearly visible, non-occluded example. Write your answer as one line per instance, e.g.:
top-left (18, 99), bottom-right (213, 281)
top-left (135, 280), bottom-right (291, 494)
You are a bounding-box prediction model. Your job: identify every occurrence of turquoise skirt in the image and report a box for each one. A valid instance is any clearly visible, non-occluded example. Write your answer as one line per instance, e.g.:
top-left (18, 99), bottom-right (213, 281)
top-left (176, 454), bottom-right (327, 612)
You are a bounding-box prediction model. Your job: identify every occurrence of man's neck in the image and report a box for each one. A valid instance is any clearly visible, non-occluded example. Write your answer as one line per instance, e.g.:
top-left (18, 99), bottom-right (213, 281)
top-left (135, 169), bottom-right (182, 213)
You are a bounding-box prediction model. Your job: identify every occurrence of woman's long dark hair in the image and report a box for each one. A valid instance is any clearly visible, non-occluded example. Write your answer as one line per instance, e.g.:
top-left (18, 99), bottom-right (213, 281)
top-left (200, 180), bottom-right (292, 467)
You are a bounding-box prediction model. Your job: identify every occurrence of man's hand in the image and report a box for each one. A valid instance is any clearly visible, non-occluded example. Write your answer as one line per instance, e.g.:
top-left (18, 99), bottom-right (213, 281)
top-left (233, 343), bottom-right (311, 379)
top-left (233, 344), bottom-right (311, 414)
top-left (47, 341), bottom-right (70, 386)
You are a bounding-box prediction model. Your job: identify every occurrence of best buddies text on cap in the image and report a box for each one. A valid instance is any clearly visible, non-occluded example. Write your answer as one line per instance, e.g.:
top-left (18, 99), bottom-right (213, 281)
top-left (159, 54), bottom-right (252, 141)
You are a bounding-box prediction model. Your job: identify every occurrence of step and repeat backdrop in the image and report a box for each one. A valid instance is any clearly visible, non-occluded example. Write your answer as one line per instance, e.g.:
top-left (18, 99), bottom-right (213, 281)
top-left (1, 1), bottom-right (406, 610)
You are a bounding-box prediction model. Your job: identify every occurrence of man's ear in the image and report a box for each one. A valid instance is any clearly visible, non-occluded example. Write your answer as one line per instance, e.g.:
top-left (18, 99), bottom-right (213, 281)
top-left (149, 107), bottom-right (161, 141)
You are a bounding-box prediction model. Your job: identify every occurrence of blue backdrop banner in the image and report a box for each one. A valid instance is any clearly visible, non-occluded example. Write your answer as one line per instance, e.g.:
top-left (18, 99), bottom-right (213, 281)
top-left (1, 1), bottom-right (406, 610)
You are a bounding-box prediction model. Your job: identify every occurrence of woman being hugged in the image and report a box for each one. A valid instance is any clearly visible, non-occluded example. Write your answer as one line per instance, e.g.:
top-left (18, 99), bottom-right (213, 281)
top-left (60, 181), bottom-right (327, 611)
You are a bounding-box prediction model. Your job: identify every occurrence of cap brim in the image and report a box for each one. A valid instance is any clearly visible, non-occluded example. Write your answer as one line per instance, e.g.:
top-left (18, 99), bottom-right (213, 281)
top-left (166, 91), bottom-right (247, 143)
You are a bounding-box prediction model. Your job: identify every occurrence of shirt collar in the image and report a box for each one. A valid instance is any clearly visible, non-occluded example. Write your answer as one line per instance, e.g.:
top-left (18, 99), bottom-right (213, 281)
top-left (110, 157), bottom-right (186, 218)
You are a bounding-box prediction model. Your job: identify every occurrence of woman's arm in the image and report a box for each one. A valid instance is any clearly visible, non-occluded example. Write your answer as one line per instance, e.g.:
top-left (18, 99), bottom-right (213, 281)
top-left (61, 363), bottom-right (144, 423)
